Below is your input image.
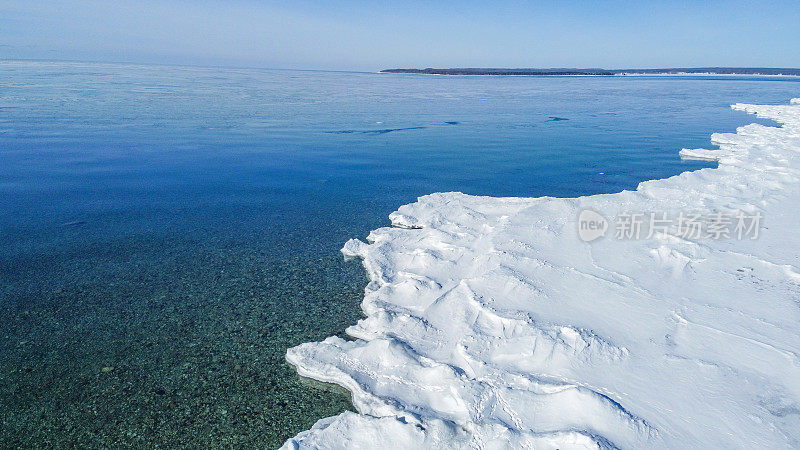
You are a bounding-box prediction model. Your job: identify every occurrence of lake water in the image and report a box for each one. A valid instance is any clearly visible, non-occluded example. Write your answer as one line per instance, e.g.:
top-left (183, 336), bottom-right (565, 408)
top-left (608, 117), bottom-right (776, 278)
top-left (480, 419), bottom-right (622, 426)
top-left (1, 61), bottom-right (797, 447)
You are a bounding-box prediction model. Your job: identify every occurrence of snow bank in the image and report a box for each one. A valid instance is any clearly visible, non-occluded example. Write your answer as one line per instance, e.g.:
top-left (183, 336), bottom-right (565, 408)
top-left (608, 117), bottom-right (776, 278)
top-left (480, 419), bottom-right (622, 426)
top-left (284, 99), bottom-right (800, 449)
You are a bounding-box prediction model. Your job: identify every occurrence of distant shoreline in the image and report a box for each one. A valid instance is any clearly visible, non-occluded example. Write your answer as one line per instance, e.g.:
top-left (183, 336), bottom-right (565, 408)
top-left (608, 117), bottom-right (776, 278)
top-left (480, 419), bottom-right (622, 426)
top-left (381, 67), bottom-right (800, 76)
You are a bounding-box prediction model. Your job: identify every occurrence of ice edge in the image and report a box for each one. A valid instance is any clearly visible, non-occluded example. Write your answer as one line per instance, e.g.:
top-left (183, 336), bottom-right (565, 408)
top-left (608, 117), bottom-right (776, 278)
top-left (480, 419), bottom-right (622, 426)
top-left (284, 99), bottom-right (800, 449)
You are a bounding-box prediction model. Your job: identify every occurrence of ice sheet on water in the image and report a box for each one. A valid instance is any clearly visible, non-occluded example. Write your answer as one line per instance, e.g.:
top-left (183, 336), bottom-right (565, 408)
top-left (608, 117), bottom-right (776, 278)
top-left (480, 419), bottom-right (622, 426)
top-left (285, 99), bottom-right (800, 449)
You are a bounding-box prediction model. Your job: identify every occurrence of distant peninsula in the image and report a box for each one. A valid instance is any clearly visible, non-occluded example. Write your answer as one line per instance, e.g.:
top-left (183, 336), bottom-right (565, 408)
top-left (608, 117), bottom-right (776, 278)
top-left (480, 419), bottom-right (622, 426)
top-left (380, 67), bottom-right (800, 76)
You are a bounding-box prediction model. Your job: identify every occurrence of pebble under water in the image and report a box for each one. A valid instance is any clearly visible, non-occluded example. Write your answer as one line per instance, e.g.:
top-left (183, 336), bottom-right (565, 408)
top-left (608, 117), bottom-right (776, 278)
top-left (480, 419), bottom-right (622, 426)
top-left (1, 61), bottom-right (798, 447)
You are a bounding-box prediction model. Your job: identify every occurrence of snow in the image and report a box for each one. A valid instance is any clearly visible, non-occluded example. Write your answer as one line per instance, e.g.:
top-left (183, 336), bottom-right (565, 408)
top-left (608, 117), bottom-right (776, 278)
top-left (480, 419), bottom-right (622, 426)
top-left (284, 99), bottom-right (800, 449)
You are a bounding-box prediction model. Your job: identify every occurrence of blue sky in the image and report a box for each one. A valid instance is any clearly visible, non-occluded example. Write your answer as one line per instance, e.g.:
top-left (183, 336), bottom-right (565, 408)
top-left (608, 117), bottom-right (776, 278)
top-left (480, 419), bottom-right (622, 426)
top-left (1, 0), bottom-right (799, 71)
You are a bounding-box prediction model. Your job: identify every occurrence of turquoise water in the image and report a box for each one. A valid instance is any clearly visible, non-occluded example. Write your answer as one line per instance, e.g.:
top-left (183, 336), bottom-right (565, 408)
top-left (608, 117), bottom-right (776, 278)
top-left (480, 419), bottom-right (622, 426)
top-left (1, 61), bottom-right (798, 447)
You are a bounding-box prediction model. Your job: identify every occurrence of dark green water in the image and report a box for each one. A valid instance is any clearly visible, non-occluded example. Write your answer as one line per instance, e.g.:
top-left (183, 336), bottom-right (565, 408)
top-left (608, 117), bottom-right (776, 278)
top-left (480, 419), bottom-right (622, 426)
top-left (1, 61), bottom-right (797, 447)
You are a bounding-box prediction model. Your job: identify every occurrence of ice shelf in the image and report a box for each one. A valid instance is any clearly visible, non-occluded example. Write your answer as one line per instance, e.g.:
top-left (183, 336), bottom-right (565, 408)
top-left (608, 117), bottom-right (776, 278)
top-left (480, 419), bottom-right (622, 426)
top-left (284, 99), bottom-right (800, 449)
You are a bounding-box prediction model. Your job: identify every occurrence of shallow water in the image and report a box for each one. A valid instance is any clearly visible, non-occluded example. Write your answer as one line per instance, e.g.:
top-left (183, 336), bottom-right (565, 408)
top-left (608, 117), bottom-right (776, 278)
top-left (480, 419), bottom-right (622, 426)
top-left (0, 61), bottom-right (797, 447)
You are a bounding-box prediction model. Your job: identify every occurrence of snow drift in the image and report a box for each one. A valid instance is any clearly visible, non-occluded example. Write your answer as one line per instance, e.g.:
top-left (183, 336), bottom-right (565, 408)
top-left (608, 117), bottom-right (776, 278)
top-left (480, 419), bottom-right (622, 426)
top-left (284, 99), bottom-right (800, 449)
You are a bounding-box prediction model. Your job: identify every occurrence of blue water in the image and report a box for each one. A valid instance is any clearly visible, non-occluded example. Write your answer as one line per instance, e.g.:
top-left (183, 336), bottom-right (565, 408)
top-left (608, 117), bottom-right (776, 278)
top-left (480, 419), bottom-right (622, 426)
top-left (1, 61), bottom-right (797, 447)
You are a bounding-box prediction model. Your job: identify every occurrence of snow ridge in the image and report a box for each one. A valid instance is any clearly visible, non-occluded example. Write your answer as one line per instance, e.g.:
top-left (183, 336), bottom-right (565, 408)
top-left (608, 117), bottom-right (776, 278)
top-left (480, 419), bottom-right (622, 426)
top-left (284, 99), bottom-right (800, 449)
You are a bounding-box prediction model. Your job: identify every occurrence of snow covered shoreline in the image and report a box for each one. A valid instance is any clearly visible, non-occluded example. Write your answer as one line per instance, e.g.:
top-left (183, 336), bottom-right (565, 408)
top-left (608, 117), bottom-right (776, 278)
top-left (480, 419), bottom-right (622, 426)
top-left (284, 99), bottom-right (800, 449)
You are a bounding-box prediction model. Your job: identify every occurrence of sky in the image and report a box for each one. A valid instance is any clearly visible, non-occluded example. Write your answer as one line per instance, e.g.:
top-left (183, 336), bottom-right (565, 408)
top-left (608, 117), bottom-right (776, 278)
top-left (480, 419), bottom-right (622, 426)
top-left (1, 0), bottom-right (799, 71)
